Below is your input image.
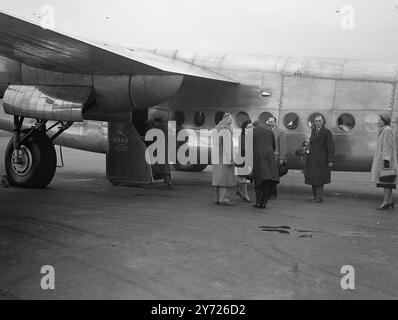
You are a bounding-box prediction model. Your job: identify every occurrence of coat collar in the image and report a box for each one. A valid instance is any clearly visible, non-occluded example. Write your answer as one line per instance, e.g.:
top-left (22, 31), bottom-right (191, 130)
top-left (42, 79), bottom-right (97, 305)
top-left (310, 126), bottom-right (325, 142)
top-left (377, 125), bottom-right (391, 137)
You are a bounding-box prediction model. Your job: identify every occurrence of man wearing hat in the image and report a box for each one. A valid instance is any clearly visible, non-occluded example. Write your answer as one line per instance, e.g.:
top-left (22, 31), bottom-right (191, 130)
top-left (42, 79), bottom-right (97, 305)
top-left (305, 115), bottom-right (335, 203)
top-left (266, 116), bottom-right (287, 199)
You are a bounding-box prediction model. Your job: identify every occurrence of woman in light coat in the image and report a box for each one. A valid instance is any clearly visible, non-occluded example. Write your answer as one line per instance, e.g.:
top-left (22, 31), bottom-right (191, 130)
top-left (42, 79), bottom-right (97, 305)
top-left (370, 113), bottom-right (398, 210)
top-left (212, 113), bottom-right (236, 206)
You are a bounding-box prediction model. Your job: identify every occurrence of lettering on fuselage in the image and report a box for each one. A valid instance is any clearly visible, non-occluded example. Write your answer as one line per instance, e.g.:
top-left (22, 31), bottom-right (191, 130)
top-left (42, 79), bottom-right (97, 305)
top-left (112, 137), bottom-right (129, 144)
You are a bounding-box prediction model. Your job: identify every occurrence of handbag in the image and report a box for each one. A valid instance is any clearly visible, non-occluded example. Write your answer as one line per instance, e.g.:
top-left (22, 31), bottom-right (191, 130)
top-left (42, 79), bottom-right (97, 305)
top-left (278, 162), bottom-right (288, 177)
top-left (379, 169), bottom-right (397, 183)
top-left (294, 141), bottom-right (309, 167)
top-left (294, 141), bottom-right (308, 157)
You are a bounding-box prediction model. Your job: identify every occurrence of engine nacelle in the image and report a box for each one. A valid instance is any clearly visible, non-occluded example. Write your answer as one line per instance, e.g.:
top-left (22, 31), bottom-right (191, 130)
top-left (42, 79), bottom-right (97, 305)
top-left (91, 74), bottom-right (184, 114)
top-left (1, 72), bottom-right (184, 122)
top-left (0, 56), bottom-right (21, 97)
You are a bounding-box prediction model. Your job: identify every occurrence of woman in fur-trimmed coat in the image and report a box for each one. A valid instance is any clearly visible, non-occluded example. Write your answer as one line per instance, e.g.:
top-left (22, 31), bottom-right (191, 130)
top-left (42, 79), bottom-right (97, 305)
top-left (370, 113), bottom-right (398, 210)
top-left (212, 113), bottom-right (236, 206)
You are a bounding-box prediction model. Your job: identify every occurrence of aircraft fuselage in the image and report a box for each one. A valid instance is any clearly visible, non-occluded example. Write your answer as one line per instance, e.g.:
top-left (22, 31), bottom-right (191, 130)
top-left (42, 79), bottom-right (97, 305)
top-left (1, 51), bottom-right (398, 172)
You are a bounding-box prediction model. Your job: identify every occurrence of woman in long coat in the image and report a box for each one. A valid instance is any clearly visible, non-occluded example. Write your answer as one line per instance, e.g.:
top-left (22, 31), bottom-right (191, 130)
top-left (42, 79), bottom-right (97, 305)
top-left (252, 121), bottom-right (279, 208)
top-left (212, 113), bottom-right (236, 206)
top-left (370, 113), bottom-right (398, 210)
top-left (304, 115), bottom-right (335, 203)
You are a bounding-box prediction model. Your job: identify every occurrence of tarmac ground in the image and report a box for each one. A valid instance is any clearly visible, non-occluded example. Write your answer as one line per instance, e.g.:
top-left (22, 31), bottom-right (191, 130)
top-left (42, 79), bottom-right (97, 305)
top-left (0, 132), bottom-right (397, 299)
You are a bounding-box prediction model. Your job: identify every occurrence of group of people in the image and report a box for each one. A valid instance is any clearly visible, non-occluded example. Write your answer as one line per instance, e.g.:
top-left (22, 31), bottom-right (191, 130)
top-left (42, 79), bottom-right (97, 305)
top-left (211, 112), bottom-right (398, 210)
top-left (212, 113), bottom-right (289, 208)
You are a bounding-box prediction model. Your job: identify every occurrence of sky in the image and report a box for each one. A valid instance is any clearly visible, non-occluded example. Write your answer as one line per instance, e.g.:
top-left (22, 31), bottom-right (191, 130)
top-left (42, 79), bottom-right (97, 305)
top-left (2, 0), bottom-right (398, 61)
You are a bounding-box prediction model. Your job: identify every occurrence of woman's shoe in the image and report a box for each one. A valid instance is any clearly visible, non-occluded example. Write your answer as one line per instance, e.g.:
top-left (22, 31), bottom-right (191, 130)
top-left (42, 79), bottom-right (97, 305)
top-left (377, 203), bottom-right (390, 210)
top-left (253, 204), bottom-right (262, 209)
top-left (390, 202), bottom-right (395, 209)
top-left (242, 198), bottom-right (251, 202)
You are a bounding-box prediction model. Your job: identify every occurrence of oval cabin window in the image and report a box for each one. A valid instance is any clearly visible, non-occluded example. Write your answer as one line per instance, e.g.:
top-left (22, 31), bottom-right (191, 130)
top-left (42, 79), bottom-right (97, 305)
top-left (259, 112), bottom-right (274, 125)
top-left (194, 111), bottom-right (206, 127)
top-left (214, 111), bottom-right (225, 125)
top-left (174, 111), bottom-right (185, 128)
top-left (337, 113), bottom-right (355, 132)
top-left (235, 112), bottom-right (251, 128)
top-left (283, 112), bottom-right (299, 130)
top-left (364, 114), bottom-right (379, 133)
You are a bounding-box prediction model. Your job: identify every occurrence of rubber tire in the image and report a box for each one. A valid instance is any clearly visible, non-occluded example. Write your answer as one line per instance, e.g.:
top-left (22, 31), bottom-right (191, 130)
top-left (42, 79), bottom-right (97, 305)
top-left (174, 162), bottom-right (207, 172)
top-left (5, 130), bottom-right (56, 188)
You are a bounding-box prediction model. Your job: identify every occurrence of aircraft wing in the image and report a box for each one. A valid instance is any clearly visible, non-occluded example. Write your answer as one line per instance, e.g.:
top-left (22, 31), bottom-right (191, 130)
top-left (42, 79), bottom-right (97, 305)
top-left (0, 10), bottom-right (237, 83)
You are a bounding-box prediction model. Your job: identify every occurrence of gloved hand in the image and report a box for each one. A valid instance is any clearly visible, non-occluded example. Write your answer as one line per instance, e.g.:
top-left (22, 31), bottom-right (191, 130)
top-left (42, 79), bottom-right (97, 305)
top-left (384, 160), bottom-right (390, 168)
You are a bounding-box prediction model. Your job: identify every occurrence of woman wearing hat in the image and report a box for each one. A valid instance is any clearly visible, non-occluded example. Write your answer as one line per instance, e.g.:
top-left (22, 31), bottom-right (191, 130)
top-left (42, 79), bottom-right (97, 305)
top-left (212, 113), bottom-right (236, 206)
top-left (370, 113), bottom-right (398, 210)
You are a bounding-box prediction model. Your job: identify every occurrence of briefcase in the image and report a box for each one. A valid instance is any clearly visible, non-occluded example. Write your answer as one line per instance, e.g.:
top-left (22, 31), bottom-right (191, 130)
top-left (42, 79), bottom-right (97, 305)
top-left (379, 169), bottom-right (397, 183)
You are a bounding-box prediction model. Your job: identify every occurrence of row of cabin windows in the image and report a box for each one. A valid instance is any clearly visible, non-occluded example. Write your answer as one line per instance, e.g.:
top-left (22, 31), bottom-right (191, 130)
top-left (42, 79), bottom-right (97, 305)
top-left (173, 110), bottom-right (382, 133)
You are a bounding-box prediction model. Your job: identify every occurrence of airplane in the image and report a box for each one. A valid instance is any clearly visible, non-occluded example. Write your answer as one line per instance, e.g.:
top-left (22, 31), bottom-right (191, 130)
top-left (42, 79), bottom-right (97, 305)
top-left (0, 9), bottom-right (397, 188)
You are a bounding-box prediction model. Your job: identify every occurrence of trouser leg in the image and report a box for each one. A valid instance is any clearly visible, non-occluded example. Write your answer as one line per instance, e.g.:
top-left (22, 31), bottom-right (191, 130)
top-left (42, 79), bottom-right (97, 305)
top-left (317, 185), bottom-right (324, 200)
top-left (269, 182), bottom-right (277, 198)
top-left (262, 180), bottom-right (271, 205)
top-left (311, 185), bottom-right (317, 197)
top-left (255, 184), bottom-right (263, 205)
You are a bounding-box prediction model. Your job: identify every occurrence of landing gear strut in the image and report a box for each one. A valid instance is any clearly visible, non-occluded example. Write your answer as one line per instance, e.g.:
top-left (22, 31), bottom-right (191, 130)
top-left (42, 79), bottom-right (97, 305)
top-left (4, 116), bottom-right (73, 188)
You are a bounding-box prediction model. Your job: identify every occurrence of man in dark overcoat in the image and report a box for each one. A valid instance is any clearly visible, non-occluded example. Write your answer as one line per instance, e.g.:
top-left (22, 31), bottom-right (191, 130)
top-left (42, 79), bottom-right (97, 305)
top-left (252, 121), bottom-right (279, 208)
top-left (305, 115), bottom-right (335, 203)
top-left (266, 116), bottom-right (287, 200)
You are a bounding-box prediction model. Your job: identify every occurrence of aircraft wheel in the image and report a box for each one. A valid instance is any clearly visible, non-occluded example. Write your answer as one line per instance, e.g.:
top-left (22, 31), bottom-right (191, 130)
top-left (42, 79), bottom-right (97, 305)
top-left (5, 130), bottom-right (57, 188)
top-left (174, 162), bottom-right (207, 172)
